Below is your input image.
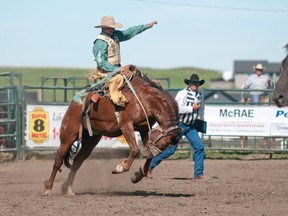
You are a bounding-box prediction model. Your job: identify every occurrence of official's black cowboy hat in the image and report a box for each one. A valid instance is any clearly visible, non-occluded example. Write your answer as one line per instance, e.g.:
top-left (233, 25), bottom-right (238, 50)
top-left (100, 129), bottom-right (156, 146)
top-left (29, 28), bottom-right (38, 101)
top-left (184, 74), bottom-right (205, 86)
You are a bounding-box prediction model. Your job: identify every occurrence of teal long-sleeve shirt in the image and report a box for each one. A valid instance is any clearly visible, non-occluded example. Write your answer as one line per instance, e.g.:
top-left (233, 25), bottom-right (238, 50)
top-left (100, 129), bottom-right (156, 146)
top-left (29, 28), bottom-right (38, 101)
top-left (93, 24), bottom-right (150, 72)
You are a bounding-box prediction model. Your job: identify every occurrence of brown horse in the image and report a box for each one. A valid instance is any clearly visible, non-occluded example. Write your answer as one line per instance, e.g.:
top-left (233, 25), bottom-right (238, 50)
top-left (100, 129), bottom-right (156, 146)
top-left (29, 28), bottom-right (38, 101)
top-left (273, 44), bottom-right (288, 107)
top-left (44, 65), bottom-right (181, 195)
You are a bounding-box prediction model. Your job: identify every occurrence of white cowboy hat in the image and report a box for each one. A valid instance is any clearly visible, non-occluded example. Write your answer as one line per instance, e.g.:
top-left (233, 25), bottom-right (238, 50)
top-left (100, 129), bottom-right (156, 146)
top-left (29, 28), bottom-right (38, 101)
top-left (94, 16), bottom-right (123, 28)
top-left (253, 63), bottom-right (265, 71)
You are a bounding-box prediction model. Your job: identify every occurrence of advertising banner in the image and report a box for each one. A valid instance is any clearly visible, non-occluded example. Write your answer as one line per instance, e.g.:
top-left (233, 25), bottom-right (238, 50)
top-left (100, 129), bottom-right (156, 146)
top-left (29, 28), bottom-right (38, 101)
top-left (204, 105), bottom-right (288, 137)
top-left (270, 107), bottom-right (288, 136)
top-left (26, 105), bottom-right (131, 148)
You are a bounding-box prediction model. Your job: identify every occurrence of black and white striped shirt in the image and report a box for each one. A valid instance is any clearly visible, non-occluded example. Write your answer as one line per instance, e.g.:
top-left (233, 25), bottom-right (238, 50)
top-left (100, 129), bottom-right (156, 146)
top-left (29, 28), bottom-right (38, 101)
top-left (175, 88), bottom-right (202, 125)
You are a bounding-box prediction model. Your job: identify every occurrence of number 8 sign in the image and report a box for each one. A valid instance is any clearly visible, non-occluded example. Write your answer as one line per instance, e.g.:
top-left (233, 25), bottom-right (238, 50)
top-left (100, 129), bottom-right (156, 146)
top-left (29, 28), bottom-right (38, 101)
top-left (29, 107), bottom-right (49, 144)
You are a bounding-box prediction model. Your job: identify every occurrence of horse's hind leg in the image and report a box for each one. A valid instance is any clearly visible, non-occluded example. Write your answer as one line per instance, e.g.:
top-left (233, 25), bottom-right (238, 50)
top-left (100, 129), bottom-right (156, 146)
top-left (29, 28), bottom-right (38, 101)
top-left (43, 103), bottom-right (81, 195)
top-left (61, 134), bottom-right (101, 195)
top-left (43, 138), bottom-right (76, 195)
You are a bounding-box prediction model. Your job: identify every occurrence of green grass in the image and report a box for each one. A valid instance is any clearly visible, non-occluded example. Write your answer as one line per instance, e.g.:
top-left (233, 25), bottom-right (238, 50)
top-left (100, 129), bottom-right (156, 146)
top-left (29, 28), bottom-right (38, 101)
top-left (0, 66), bottom-right (221, 89)
top-left (0, 67), bottom-right (90, 87)
top-left (170, 149), bottom-right (288, 160)
top-left (140, 67), bottom-right (221, 89)
top-left (0, 66), bottom-right (222, 102)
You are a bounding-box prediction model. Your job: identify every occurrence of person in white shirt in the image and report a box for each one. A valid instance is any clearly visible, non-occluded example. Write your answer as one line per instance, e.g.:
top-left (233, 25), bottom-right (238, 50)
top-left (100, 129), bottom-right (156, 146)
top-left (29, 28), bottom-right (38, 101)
top-left (147, 74), bottom-right (206, 179)
top-left (243, 63), bottom-right (275, 149)
top-left (243, 63), bottom-right (273, 103)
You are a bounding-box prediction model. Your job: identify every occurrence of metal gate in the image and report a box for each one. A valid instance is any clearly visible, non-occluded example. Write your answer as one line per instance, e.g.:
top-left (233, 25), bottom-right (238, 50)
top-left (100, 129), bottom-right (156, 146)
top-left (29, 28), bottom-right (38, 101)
top-left (0, 72), bottom-right (22, 160)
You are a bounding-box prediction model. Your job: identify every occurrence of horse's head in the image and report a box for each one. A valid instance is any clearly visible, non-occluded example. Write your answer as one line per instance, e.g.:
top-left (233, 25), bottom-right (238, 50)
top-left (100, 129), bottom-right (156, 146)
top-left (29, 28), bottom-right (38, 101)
top-left (124, 65), bottom-right (181, 158)
top-left (272, 45), bottom-right (288, 107)
top-left (141, 125), bottom-right (182, 159)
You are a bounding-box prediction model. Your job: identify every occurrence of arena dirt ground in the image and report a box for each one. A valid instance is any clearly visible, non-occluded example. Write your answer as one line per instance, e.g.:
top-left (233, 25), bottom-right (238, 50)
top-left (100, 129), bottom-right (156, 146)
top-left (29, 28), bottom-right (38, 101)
top-left (1, 156), bottom-right (288, 216)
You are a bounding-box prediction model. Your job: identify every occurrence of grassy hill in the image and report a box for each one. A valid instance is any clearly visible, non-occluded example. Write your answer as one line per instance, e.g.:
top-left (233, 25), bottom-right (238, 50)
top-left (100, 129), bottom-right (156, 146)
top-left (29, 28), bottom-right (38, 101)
top-left (0, 66), bottom-right (222, 89)
top-left (0, 66), bottom-right (222, 102)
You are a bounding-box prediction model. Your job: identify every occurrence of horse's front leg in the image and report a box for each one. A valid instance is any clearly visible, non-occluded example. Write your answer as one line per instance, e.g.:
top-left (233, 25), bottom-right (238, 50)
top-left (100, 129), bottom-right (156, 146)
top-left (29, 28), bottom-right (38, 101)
top-left (131, 158), bottom-right (152, 183)
top-left (112, 123), bottom-right (138, 174)
top-left (131, 132), bottom-right (151, 183)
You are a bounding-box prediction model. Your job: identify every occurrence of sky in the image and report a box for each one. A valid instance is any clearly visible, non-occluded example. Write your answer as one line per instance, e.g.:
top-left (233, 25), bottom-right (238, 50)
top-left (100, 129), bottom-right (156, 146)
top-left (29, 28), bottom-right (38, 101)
top-left (1, 0), bottom-right (288, 72)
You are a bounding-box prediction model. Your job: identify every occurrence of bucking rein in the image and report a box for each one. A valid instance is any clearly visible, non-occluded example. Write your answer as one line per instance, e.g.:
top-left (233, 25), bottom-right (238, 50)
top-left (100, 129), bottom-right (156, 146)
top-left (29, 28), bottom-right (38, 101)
top-left (72, 67), bottom-right (178, 157)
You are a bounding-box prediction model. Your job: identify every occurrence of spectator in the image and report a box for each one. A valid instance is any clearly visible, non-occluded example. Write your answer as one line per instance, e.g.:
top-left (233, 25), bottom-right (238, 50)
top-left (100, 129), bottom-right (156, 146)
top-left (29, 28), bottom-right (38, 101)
top-left (243, 63), bottom-right (273, 103)
top-left (243, 63), bottom-right (275, 149)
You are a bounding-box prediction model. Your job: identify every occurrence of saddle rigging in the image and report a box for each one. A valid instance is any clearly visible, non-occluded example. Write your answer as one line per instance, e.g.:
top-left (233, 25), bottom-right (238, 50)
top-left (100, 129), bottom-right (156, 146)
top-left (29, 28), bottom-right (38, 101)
top-left (79, 66), bottom-right (136, 137)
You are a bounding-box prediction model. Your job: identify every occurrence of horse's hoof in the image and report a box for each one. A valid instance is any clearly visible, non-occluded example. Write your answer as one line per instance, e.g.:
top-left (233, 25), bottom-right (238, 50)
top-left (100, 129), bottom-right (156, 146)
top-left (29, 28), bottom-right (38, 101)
top-left (61, 184), bottom-right (75, 196)
top-left (111, 164), bottom-right (124, 174)
top-left (43, 189), bottom-right (52, 196)
top-left (131, 171), bottom-right (143, 184)
top-left (66, 188), bottom-right (75, 196)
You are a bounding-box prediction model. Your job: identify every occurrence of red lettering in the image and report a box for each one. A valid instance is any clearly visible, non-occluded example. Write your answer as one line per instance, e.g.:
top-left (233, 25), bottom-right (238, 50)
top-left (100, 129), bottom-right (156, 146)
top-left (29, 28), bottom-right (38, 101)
top-left (31, 132), bottom-right (48, 138)
top-left (31, 113), bottom-right (47, 120)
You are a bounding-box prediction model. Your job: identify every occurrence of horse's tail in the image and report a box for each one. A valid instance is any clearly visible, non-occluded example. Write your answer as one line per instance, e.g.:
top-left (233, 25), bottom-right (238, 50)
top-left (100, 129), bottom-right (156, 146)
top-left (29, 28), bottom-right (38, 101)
top-left (63, 141), bottom-right (82, 169)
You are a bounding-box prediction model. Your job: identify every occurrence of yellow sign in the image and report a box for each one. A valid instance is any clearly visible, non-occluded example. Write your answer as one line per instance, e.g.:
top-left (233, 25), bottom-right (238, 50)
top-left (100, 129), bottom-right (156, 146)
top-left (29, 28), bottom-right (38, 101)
top-left (29, 107), bottom-right (49, 144)
top-left (116, 135), bottom-right (128, 144)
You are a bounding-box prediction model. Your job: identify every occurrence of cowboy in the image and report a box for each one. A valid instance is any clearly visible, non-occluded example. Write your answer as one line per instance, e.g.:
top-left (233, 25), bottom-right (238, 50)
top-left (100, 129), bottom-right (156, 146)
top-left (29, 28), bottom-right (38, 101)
top-left (92, 16), bottom-right (157, 106)
top-left (147, 74), bottom-right (208, 180)
top-left (243, 63), bottom-right (273, 103)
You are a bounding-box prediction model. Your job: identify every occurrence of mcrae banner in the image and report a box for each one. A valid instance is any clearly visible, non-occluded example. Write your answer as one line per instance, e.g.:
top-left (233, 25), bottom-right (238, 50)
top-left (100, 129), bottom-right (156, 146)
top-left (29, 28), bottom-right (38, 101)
top-left (204, 105), bottom-right (288, 137)
top-left (26, 105), bottom-right (132, 148)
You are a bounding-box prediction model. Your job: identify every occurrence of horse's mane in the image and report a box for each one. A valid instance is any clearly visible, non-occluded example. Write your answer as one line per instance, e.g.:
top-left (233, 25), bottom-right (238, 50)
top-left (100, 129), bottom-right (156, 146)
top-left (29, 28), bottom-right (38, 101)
top-left (135, 70), bottom-right (163, 90)
top-left (134, 69), bottom-right (179, 120)
top-left (282, 44), bottom-right (288, 67)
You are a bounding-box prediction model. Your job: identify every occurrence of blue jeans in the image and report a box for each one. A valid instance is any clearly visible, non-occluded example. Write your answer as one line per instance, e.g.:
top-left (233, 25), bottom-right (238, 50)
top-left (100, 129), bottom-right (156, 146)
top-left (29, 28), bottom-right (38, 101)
top-left (250, 94), bottom-right (261, 103)
top-left (149, 122), bottom-right (204, 178)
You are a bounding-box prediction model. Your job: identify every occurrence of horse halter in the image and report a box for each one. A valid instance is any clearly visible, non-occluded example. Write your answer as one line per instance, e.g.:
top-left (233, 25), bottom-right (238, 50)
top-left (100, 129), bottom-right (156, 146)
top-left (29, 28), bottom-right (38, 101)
top-left (147, 125), bottom-right (180, 157)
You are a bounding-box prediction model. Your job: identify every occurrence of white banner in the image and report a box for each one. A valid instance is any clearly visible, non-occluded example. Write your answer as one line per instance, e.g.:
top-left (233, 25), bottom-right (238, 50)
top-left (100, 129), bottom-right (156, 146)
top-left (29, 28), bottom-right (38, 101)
top-left (270, 107), bottom-right (288, 136)
top-left (204, 105), bottom-right (288, 137)
top-left (26, 105), bottom-right (133, 148)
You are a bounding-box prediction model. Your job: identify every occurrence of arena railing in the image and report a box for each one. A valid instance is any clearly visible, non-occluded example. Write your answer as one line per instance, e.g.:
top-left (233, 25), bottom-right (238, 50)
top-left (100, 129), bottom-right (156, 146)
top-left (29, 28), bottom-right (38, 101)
top-left (0, 86), bottom-right (22, 160)
top-left (2, 81), bottom-right (288, 160)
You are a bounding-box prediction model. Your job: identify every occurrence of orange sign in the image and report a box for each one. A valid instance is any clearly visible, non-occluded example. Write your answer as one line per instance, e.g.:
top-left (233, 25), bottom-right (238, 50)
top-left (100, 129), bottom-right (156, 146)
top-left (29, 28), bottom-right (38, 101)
top-left (116, 135), bottom-right (128, 144)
